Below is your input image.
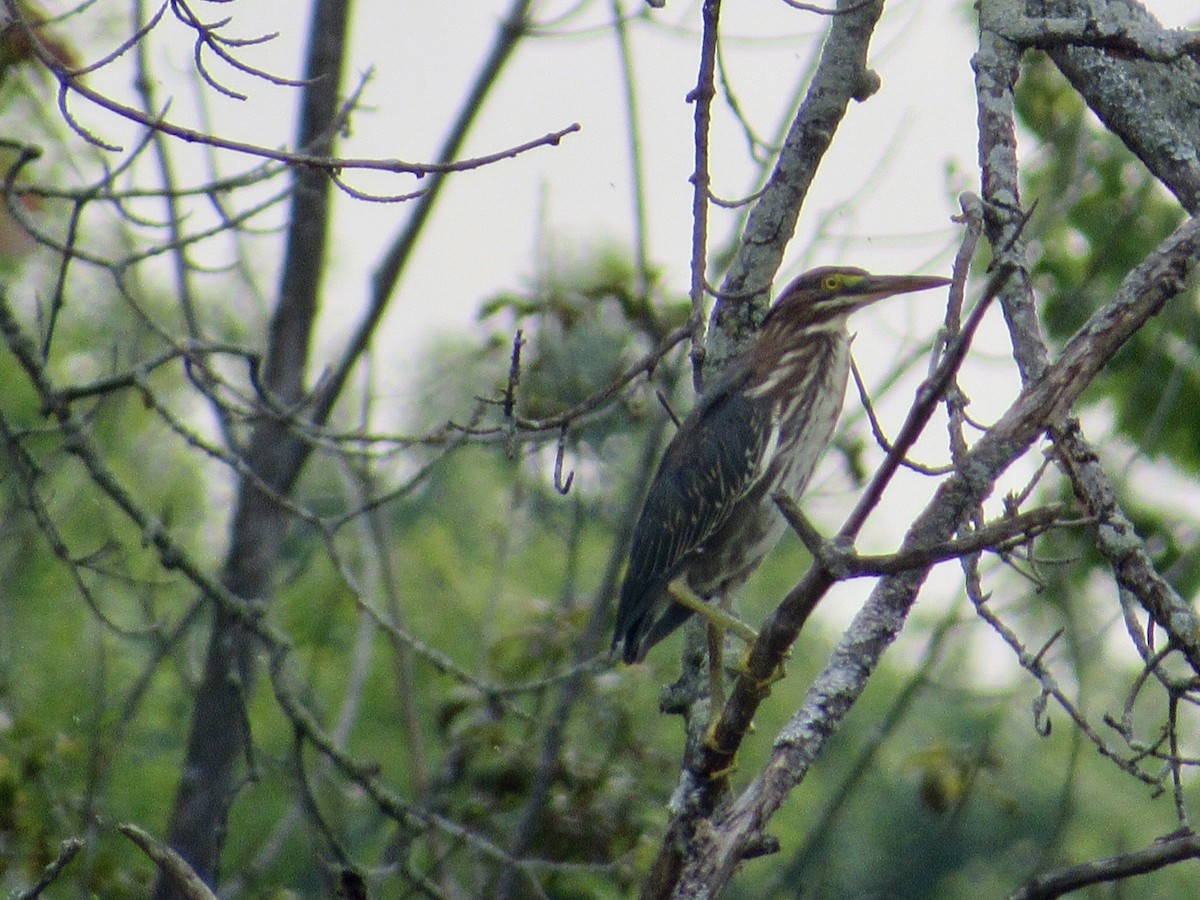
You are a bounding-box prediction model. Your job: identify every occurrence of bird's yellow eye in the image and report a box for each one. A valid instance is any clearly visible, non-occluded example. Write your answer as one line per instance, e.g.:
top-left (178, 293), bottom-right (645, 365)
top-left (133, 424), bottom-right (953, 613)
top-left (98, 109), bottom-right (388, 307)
top-left (822, 274), bottom-right (841, 291)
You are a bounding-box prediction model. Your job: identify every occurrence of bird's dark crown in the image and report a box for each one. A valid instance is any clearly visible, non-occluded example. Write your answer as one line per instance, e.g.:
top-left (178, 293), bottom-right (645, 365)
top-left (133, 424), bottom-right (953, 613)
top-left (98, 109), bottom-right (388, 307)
top-left (764, 266), bottom-right (877, 328)
top-left (762, 266), bottom-right (949, 333)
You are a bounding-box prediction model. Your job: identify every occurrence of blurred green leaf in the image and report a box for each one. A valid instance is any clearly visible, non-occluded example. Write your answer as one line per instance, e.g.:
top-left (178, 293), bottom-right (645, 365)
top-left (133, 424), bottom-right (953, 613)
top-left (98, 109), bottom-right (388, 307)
top-left (1016, 56), bottom-right (1200, 472)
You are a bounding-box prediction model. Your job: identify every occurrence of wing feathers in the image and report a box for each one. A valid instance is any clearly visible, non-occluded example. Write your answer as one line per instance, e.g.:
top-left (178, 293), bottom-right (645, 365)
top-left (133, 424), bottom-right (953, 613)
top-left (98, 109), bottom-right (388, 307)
top-left (612, 373), bottom-right (775, 660)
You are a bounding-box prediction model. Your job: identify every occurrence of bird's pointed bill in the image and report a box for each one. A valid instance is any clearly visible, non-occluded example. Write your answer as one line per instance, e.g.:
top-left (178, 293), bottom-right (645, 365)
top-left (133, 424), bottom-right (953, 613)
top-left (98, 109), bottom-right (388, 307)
top-left (842, 273), bottom-right (952, 309)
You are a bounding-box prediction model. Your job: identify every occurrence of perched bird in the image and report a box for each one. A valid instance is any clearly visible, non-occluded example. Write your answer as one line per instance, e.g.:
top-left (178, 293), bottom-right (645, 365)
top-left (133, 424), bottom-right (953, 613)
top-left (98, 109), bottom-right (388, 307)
top-left (611, 266), bottom-right (951, 664)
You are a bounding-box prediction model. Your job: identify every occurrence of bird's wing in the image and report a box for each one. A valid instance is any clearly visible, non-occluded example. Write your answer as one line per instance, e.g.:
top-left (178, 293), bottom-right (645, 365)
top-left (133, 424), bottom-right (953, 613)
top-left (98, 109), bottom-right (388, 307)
top-left (614, 370), bottom-right (775, 641)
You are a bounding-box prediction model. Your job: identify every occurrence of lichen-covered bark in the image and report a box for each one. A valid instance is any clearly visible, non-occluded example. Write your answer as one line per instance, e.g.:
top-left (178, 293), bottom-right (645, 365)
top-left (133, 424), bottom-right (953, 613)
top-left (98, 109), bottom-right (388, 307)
top-left (1028, 0), bottom-right (1200, 213)
top-left (704, 0), bottom-right (886, 377)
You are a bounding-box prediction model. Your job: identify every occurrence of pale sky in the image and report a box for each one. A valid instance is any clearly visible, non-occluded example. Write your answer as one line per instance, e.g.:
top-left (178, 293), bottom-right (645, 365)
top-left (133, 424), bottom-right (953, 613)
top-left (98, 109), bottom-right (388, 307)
top-left (63, 0), bottom-right (1195, 379)
top-left (40, 0), bottom-right (1192, 470)
top-left (311, 0), bottom-right (1195, 371)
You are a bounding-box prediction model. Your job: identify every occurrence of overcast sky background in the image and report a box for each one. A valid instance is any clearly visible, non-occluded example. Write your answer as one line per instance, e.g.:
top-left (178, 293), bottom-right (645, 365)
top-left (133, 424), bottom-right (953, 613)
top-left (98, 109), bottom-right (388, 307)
top-left (64, 0), bottom-right (1192, 380)
top-left (82, 0), bottom-right (1174, 352)
top-left (44, 0), bottom-right (1197, 672)
top-left (318, 0), bottom-right (1194, 359)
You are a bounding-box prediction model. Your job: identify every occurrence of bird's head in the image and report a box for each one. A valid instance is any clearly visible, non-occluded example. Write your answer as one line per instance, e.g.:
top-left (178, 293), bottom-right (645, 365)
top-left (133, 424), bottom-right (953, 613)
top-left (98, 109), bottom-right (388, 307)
top-left (763, 266), bottom-right (952, 335)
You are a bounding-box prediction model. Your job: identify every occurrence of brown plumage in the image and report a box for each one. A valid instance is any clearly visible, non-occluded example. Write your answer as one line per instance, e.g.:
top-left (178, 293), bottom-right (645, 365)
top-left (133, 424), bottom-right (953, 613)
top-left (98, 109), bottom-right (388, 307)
top-left (611, 266), bottom-right (950, 664)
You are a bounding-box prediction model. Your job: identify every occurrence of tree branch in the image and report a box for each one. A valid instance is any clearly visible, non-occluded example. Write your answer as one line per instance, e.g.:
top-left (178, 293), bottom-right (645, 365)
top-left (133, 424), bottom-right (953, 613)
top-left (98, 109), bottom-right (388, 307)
top-left (663, 210), bottom-right (1200, 896)
top-left (685, 0), bottom-right (720, 388)
top-left (1023, 0), bottom-right (1200, 214)
top-left (704, 0), bottom-right (885, 375)
top-left (12, 838), bottom-right (83, 900)
top-left (121, 825), bottom-right (218, 900)
top-left (157, 0), bottom-right (351, 891)
top-left (1010, 830), bottom-right (1200, 900)
top-left (776, 494), bottom-right (1067, 577)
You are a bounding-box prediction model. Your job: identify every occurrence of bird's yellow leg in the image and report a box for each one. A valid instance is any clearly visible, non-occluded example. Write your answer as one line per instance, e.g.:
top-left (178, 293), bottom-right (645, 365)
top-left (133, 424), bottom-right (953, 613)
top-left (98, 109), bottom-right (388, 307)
top-left (702, 624), bottom-right (741, 776)
top-left (665, 584), bottom-right (757, 756)
top-left (705, 623), bottom-right (726, 744)
top-left (666, 584), bottom-right (758, 645)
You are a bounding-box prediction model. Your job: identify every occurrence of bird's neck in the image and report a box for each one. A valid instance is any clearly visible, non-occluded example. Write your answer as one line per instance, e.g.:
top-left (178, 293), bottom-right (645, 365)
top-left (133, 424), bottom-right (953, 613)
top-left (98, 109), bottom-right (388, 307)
top-left (753, 318), bottom-right (848, 367)
top-left (741, 325), bottom-right (848, 400)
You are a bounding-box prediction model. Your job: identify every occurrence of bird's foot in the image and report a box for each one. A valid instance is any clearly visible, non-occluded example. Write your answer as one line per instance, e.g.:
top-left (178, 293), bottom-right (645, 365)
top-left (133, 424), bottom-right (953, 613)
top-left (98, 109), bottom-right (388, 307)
top-left (702, 724), bottom-right (738, 780)
top-left (733, 645), bottom-right (789, 695)
top-left (702, 757), bottom-right (738, 781)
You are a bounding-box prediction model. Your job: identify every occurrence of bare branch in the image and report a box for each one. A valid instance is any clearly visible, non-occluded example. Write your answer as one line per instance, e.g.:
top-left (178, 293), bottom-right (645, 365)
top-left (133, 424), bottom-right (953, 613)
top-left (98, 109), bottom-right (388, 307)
top-left (119, 825), bottom-right (218, 900)
top-left (1052, 421), bottom-right (1200, 673)
top-left (1011, 830), bottom-right (1200, 900)
top-left (12, 838), bottom-right (83, 900)
top-left (1021, 0), bottom-right (1200, 213)
top-left (849, 357), bottom-right (952, 476)
top-left (776, 494), bottom-right (1068, 577)
top-left (685, 0), bottom-right (720, 389)
top-left (661, 207), bottom-right (1200, 897)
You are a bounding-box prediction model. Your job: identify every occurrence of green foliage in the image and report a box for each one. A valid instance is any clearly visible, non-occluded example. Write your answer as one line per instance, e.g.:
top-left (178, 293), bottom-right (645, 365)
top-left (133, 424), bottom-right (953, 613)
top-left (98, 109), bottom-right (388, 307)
top-left (477, 242), bottom-right (688, 450)
top-left (0, 332), bottom-right (211, 895)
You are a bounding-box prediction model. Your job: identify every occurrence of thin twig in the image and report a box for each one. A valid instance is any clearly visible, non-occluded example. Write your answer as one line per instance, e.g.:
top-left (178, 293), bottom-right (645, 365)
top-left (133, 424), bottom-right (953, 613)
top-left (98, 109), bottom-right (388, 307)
top-left (119, 825), bottom-right (218, 900)
top-left (1010, 830), bottom-right (1200, 900)
top-left (848, 357), bottom-right (952, 476)
top-left (686, 0), bottom-right (721, 391)
top-left (12, 838), bottom-right (83, 900)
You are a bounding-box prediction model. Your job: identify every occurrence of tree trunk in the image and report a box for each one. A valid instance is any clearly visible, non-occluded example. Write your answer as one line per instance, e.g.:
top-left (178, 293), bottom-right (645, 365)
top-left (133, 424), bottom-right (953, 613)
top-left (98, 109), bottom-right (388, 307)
top-left (155, 0), bottom-right (352, 893)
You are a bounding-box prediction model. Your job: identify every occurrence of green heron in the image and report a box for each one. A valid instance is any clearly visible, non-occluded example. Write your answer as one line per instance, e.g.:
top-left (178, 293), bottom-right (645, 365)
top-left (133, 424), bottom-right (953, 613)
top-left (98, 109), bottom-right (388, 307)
top-left (611, 266), bottom-right (951, 665)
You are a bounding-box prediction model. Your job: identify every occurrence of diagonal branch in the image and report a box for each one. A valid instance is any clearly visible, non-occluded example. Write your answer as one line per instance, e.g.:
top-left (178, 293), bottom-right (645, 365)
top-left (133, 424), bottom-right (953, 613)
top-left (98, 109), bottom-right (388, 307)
top-left (681, 261), bottom-right (1013, 804)
top-left (979, 0), bottom-right (1200, 678)
top-left (704, 0), bottom-right (885, 374)
top-left (670, 211), bottom-right (1200, 897)
top-left (1022, 0), bottom-right (1200, 215)
top-left (1010, 830), bottom-right (1200, 900)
